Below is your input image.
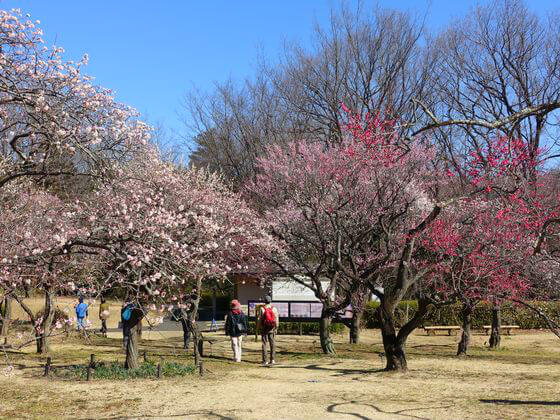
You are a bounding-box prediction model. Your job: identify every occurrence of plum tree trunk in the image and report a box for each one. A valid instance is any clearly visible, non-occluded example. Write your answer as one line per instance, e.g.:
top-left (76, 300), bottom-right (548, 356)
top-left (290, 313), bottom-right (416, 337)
top-left (189, 277), bottom-right (203, 366)
top-left (376, 297), bottom-right (432, 371)
top-left (457, 303), bottom-right (473, 356)
top-left (125, 324), bottom-right (139, 369)
top-left (136, 319), bottom-right (143, 338)
top-left (319, 309), bottom-right (336, 354)
top-left (489, 304), bottom-right (501, 349)
top-left (124, 307), bottom-right (143, 369)
top-left (0, 297), bottom-right (12, 338)
top-left (37, 288), bottom-right (55, 354)
top-left (378, 306), bottom-right (407, 370)
top-left (349, 309), bottom-right (362, 344)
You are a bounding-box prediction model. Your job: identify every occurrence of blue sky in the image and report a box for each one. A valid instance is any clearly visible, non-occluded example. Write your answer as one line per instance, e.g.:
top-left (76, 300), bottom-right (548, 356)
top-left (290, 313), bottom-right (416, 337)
top-left (1, 1), bottom-right (558, 148)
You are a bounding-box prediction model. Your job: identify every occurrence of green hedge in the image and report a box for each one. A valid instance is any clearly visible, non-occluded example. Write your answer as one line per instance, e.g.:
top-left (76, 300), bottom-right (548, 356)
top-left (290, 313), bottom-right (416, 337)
top-left (246, 321), bottom-right (345, 335)
top-left (363, 300), bottom-right (560, 329)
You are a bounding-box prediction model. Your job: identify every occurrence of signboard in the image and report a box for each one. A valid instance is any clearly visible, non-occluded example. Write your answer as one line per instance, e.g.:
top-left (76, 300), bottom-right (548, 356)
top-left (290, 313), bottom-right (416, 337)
top-left (290, 302), bottom-right (311, 318)
top-left (248, 301), bottom-right (259, 317)
top-left (310, 303), bottom-right (323, 318)
top-left (274, 302), bottom-right (290, 318)
top-left (247, 300), bottom-right (352, 321)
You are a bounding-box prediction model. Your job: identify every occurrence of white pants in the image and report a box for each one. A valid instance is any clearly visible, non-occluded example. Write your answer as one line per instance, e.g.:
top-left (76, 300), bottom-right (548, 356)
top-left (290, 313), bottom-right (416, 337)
top-left (230, 336), bottom-right (243, 362)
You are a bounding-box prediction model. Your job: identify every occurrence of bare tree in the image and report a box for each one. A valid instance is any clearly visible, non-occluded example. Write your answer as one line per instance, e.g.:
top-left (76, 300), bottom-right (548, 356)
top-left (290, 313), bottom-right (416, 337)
top-left (423, 0), bottom-right (560, 173)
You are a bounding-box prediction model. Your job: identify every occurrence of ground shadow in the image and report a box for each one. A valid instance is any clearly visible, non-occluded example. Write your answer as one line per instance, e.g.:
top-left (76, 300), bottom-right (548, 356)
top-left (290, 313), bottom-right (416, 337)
top-left (271, 362), bottom-right (384, 377)
top-left (93, 410), bottom-right (236, 420)
top-left (480, 399), bottom-right (560, 406)
top-left (327, 400), bottom-right (454, 420)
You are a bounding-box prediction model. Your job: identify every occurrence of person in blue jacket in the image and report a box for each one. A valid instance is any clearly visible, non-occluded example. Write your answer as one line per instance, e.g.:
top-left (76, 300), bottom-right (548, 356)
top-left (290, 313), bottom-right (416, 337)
top-left (75, 297), bottom-right (89, 331)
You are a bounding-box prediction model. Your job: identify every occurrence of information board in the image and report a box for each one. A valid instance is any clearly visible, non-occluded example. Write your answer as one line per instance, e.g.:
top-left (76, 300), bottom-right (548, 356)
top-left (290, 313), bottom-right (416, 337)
top-left (290, 302), bottom-right (311, 318)
top-left (310, 302), bottom-right (323, 318)
top-left (274, 302), bottom-right (290, 318)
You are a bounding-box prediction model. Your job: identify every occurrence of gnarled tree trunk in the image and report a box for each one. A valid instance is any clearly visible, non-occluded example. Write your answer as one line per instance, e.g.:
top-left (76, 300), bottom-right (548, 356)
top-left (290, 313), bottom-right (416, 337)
top-left (378, 305), bottom-right (407, 370)
top-left (0, 297), bottom-right (12, 338)
top-left (489, 303), bottom-right (501, 349)
top-left (457, 303), bottom-right (473, 356)
top-left (124, 307), bottom-right (143, 369)
top-left (189, 277), bottom-right (203, 366)
top-left (349, 309), bottom-right (362, 344)
top-left (319, 308), bottom-right (336, 354)
top-left (37, 288), bottom-right (55, 354)
top-left (377, 297), bottom-right (432, 371)
top-left (125, 324), bottom-right (139, 369)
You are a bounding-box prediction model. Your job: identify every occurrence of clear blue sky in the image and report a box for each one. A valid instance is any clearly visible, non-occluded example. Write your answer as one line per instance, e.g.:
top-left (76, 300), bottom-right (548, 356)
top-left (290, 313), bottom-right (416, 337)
top-left (1, 1), bottom-right (558, 147)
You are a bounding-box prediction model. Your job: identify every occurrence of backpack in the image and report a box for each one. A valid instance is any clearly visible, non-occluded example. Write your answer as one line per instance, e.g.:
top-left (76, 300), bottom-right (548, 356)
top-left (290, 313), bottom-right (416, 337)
top-left (262, 306), bottom-right (276, 332)
top-left (233, 313), bottom-right (247, 335)
top-left (122, 305), bottom-right (132, 321)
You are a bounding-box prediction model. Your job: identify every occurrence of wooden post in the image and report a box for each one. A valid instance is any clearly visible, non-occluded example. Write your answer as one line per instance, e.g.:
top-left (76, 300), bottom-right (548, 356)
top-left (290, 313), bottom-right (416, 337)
top-left (90, 353), bottom-right (96, 368)
top-left (143, 351), bottom-right (147, 362)
top-left (198, 361), bottom-right (204, 377)
top-left (157, 362), bottom-right (162, 379)
top-left (197, 338), bottom-right (204, 358)
top-left (44, 356), bottom-right (51, 377)
top-left (86, 366), bottom-right (92, 381)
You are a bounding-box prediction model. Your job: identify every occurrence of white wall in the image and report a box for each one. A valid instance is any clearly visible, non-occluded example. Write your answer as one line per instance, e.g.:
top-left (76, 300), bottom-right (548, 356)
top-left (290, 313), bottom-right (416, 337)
top-left (272, 279), bottom-right (329, 301)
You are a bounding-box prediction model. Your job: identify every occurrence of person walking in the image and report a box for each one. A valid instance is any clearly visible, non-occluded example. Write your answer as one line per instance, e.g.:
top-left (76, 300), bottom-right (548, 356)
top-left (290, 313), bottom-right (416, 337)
top-left (225, 299), bottom-right (247, 362)
top-left (121, 301), bottom-right (133, 350)
top-left (99, 296), bottom-right (110, 337)
top-left (173, 306), bottom-right (191, 350)
top-left (257, 295), bottom-right (279, 366)
top-left (75, 297), bottom-right (89, 332)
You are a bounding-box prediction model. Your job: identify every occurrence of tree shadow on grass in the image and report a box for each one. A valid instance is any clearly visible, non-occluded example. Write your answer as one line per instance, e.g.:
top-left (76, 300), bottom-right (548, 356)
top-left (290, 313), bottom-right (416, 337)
top-left (271, 362), bottom-right (384, 377)
top-left (480, 399), bottom-right (560, 406)
top-left (93, 411), bottom-right (237, 420)
top-left (327, 400), bottom-right (454, 420)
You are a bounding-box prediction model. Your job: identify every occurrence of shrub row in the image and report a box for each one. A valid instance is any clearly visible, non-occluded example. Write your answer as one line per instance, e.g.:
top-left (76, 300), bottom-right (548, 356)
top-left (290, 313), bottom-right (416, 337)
top-left (246, 321), bottom-right (345, 335)
top-left (59, 361), bottom-right (195, 380)
top-left (363, 300), bottom-right (560, 329)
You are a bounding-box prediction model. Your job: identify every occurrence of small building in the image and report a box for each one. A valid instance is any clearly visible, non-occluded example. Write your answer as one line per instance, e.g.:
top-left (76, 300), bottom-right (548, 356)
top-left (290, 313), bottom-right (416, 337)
top-left (231, 273), bottom-right (351, 321)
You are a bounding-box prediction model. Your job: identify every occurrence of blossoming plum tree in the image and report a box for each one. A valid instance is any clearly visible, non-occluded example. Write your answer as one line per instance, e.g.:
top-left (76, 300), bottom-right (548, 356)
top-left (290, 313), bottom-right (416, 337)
top-left (56, 151), bottom-right (279, 367)
top-left (0, 9), bottom-right (150, 191)
top-left (248, 107), bottom-right (539, 369)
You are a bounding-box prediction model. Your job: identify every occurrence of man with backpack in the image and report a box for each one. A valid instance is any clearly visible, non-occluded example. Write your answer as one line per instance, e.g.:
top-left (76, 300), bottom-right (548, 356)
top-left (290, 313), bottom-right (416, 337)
top-left (121, 301), bottom-right (133, 350)
top-left (257, 295), bottom-right (279, 366)
top-left (225, 299), bottom-right (248, 362)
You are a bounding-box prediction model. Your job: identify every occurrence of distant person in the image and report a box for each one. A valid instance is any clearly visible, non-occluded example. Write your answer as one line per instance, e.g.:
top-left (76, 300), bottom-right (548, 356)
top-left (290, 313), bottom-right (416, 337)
top-left (225, 299), bottom-right (248, 362)
top-left (257, 295), bottom-right (279, 366)
top-left (99, 296), bottom-right (110, 337)
top-left (173, 306), bottom-right (191, 350)
top-left (75, 297), bottom-right (89, 332)
top-left (121, 301), bottom-right (134, 349)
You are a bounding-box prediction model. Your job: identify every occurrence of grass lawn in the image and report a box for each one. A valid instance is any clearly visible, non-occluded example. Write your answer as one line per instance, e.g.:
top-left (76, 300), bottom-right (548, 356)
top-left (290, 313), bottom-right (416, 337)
top-left (0, 324), bottom-right (559, 420)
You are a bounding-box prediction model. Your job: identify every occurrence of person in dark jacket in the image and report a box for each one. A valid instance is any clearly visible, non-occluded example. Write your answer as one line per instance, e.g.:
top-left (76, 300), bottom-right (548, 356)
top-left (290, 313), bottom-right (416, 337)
top-left (173, 307), bottom-right (191, 350)
top-left (225, 299), bottom-right (248, 362)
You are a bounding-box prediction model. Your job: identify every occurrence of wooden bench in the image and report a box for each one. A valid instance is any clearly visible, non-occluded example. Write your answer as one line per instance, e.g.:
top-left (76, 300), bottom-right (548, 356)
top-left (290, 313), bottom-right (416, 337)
top-left (424, 326), bottom-right (461, 336)
top-left (483, 325), bottom-right (520, 335)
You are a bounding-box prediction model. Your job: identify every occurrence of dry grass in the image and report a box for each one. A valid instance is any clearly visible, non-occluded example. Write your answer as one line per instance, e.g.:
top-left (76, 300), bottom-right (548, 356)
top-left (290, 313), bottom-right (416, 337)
top-left (11, 296), bottom-right (126, 330)
top-left (1, 325), bottom-right (559, 420)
